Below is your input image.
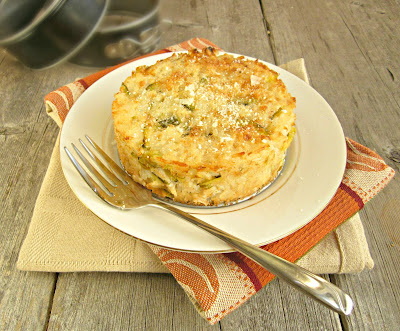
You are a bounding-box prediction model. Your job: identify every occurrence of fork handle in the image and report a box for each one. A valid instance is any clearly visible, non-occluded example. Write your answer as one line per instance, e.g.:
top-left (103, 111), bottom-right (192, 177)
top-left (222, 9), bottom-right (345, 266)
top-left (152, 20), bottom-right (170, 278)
top-left (151, 201), bottom-right (353, 315)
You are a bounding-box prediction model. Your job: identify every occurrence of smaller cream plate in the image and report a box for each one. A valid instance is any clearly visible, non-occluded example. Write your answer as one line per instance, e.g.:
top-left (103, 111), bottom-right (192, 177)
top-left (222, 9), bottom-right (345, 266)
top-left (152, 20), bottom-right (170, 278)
top-left (60, 52), bottom-right (346, 252)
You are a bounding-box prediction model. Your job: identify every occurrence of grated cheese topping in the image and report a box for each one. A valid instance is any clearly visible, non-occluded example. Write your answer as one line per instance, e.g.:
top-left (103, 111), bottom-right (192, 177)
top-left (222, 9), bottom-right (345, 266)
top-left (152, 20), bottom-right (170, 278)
top-left (112, 48), bottom-right (296, 206)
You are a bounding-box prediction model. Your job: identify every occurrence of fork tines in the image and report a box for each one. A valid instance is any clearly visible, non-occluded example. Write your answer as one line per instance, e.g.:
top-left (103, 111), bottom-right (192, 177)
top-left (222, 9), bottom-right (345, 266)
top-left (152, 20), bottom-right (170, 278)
top-left (64, 135), bottom-right (135, 207)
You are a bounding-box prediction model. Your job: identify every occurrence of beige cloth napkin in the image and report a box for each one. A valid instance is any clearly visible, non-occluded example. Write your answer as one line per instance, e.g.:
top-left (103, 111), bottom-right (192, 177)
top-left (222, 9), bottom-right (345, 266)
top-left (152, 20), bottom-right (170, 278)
top-left (17, 58), bottom-right (374, 273)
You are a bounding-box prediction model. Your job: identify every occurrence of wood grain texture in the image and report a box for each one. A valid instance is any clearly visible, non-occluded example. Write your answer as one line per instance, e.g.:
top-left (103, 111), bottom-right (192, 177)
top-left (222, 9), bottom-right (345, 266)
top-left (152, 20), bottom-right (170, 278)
top-left (0, 0), bottom-right (399, 329)
top-left (261, 0), bottom-right (400, 329)
top-left (47, 273), bottom-right (217, 330)
top-left (0, 54), bottom-right (95, 329)
top-left (44, 1), bottom-right (342, 328)
top-left (159, 0), bottom-right (274, 62)
top-left (220, 276), bottom-right (341, 330)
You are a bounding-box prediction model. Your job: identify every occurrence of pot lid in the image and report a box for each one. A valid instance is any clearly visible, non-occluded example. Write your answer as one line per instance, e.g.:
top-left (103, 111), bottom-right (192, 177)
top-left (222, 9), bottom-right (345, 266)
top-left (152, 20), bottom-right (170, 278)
top-left (0, 0), bottom-right (64, 45)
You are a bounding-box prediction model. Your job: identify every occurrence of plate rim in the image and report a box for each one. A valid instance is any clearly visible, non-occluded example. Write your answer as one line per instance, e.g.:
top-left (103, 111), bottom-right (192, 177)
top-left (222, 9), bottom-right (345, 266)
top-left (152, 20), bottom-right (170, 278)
top-left (59, 51), bottom-right (347, 253)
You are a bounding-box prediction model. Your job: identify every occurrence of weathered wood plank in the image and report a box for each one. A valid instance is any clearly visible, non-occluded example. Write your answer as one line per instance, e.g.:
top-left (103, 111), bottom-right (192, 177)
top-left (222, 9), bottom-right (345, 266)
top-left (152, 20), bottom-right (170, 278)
top-left (0, 53), bottom-right (96, 330)
top-left (159, 0), bottom-right (274, 62)
top-left (0, 55), bottom-right (56, 330)
top-left (332, 199), bottom-right (400, 330)
top-left (48, 273), bottom-right (218, 330)
top-left (261, 0), bottom-right (400, 329)
top-left (221, 276), bottom-right (342, 330)
top-left (0, 126), bottom-right (58, 330)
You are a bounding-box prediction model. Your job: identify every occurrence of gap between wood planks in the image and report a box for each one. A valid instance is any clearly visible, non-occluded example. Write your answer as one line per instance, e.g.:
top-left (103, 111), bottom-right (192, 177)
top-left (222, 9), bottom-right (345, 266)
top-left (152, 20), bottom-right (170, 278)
top-left (258, 0), bottom-right (278, 65)
top-left (339, 12), bottom-right (400, 113)
top-left (43, 273), bottom-right (58, 331)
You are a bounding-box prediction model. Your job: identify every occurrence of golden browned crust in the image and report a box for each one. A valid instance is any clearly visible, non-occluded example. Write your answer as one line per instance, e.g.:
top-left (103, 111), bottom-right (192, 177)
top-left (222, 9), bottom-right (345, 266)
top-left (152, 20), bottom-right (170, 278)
top-left (112, 48), bottom-right (296, 206)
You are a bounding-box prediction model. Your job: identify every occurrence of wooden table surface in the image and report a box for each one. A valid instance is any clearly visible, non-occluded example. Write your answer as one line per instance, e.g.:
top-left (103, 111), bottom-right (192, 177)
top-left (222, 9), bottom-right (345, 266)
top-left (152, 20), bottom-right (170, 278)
top-left (1, 0), bottom-right (399, 329)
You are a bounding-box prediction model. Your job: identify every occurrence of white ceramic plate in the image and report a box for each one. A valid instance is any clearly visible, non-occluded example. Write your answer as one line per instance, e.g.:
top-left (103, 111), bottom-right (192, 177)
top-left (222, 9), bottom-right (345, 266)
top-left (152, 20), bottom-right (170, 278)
top-left (60, 52), bottom-right (346, 253)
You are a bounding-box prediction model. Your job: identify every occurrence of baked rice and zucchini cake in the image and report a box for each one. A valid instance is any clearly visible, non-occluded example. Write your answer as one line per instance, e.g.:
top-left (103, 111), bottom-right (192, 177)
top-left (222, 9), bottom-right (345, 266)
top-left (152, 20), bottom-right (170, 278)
top-left (112, 48), bottom-right (296, 206)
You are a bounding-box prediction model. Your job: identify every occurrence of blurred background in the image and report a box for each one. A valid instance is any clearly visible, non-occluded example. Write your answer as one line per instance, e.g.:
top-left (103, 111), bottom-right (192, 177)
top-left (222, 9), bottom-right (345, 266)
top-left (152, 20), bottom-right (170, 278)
top-left (0, 0), bottom-right (168, 70)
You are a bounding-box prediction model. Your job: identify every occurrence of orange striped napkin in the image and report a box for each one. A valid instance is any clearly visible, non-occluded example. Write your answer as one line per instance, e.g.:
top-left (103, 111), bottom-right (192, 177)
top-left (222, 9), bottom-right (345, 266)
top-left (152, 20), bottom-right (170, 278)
top-left (45, 38), bottom-right (395, 324)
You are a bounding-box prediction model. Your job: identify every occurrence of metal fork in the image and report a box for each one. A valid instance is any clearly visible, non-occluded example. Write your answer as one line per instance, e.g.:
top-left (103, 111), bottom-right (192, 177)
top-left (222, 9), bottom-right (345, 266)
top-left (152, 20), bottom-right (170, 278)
top-left (65, 135), bottom-right (353, 315)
